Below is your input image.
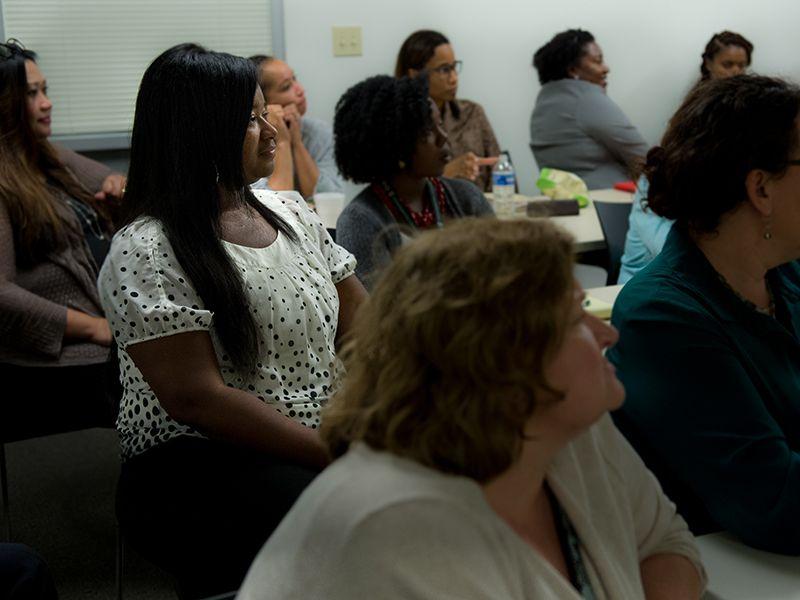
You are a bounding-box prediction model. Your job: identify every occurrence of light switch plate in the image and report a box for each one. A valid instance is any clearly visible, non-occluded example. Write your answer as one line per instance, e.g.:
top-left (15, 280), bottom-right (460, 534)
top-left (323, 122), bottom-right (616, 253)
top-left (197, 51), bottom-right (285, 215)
top-left (332, 26), bottom-right (362, 57)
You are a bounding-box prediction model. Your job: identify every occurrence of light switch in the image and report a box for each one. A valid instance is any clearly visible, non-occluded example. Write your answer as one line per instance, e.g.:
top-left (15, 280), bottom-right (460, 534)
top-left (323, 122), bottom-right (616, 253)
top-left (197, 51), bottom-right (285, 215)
top-left (332, 26), bottom-right (362, 57)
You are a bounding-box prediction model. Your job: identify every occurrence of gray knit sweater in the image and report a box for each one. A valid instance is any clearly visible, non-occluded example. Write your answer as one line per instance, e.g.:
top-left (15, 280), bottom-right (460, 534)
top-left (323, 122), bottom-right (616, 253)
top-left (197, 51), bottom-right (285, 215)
top-left (335, 177), bottom-right (493, 288)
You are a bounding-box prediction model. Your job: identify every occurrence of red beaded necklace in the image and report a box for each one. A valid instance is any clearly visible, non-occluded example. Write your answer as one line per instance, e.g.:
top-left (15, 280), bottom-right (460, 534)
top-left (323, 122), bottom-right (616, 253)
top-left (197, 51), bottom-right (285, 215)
top-left (372, 177), bottom-right (448, 230)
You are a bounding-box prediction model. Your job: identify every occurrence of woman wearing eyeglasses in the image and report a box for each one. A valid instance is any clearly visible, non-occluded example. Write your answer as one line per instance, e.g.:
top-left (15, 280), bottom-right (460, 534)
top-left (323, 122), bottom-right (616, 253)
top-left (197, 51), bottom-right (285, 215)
top-left (396, 30), bottom-right (500, 192)
top-left (0, 40), bottom-right (124, 442)
top-left (334, 75), bottom-right (493, 288)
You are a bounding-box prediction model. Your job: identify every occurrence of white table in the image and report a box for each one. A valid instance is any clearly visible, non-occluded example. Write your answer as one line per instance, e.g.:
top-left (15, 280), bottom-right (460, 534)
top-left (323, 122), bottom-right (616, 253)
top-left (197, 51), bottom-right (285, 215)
top-left (490, 188), bottom-right (633, 253)
top-left (697, 533), bottom-right (800, 599)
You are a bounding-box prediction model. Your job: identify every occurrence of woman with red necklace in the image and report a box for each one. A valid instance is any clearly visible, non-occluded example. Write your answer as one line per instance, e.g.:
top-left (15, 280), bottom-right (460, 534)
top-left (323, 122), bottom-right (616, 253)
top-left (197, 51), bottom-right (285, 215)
top-left (334, 75), bottom-right (494, 288)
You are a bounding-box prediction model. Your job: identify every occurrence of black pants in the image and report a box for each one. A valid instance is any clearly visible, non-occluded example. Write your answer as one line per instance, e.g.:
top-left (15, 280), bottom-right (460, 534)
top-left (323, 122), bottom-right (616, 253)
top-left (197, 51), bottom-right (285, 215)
top-left (117, 436), bottom-right (318, 599)
top-left (0, 544), bottom-right (58, 600)
top-left (0, 361), bottom-right (119, 442)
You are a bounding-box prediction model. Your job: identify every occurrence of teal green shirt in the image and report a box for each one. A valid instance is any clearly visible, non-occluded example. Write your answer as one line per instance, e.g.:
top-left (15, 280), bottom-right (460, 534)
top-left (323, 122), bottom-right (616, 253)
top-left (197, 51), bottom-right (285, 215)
top-left (608, 225), bottom-right (800, 554)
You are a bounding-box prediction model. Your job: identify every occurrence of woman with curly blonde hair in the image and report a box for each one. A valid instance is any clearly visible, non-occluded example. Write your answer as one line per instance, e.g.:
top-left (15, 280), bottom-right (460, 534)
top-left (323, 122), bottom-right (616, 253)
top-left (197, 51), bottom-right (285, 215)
top-left (238, 218), bottom-right (705, 600)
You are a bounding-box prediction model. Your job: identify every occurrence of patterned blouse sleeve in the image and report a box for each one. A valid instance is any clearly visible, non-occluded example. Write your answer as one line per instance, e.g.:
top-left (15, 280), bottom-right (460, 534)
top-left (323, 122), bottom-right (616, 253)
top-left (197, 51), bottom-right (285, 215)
top-left (268, 191), bottom-right (356, 285)
top-left (98, 220), bottom-right (213, 350)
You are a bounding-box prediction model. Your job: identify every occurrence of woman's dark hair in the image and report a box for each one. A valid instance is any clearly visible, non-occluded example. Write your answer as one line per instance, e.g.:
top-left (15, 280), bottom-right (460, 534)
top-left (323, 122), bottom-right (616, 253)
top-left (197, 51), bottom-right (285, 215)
top-left (394, 30), bottom-right (460, 119)
top-left (0, 40), bottom-right (110, 265)
top-left (123, 43), bottom-right (296, 372)
top-left (532, 29), bottom-right (595, 85)
top-left (700, 31), bottom-right (753, 80)
top-left (247, 54), bottom-right (274, 91)
top-left (394, 30), bottom-right (449, 78)
top-left (334, 74), bottom-right (433, 184)
top-left (644, 75), bottom-right (800, 233)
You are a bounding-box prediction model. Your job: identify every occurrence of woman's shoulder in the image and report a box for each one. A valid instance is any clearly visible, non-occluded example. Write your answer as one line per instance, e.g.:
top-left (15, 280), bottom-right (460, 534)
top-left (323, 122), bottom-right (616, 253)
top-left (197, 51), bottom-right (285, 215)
top-left (251, 188), bottom-right (307, 222)
top-left (453, 98), bottom-right (486, 117)
top-left (308, 444), bottom-right (494, 530)
top-left (440, 177), bottom-right (492, 215)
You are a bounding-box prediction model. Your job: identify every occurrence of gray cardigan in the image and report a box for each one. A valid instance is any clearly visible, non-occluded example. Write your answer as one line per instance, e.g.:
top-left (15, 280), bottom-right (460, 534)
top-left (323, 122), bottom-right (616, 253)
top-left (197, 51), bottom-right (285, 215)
top-left (336, 178), bottom-right (493, 288)
top-left (0, 145), bottom-right (112, 366)
top-left (529, 79), bottom-right (648, 189)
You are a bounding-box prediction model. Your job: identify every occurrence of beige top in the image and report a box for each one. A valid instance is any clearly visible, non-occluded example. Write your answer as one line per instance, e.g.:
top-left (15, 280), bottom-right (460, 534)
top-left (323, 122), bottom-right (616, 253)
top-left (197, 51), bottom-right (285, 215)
top-left (237, 414), bottom-right (706, 599)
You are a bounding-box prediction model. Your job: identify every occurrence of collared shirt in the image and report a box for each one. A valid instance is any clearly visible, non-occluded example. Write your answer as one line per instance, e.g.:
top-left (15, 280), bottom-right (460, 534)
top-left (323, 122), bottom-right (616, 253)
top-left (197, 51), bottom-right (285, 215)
top-left (609, 225), bottom-right (800, 553)
top-left (441, 99), bottom-right (501, 192)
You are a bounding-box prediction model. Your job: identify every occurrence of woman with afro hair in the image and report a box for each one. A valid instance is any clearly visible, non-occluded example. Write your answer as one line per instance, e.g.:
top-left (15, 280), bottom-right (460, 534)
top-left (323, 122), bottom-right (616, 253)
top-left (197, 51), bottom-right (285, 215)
top-left (334, 75), bottom-right (493, 288)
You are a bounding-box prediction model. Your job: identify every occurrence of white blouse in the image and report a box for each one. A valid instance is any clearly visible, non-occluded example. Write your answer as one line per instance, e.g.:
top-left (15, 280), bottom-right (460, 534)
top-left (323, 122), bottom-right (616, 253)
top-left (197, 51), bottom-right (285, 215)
top-left (98, 190), bottom-right (356, 459)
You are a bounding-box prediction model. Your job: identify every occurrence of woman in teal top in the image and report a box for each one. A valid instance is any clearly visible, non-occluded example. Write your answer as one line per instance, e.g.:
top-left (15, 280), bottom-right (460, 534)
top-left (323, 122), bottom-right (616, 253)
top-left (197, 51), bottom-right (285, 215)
top-left (608, 74), bottom-right (800, 554)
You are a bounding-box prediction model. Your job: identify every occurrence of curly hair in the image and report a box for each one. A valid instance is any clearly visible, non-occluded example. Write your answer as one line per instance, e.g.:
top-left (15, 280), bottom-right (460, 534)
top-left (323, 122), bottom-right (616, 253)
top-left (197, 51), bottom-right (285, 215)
top-left (394, 29), bottom-right (450, 78)
top-left (532, 29), bottom-right (595, 85)
top-left (700, 31), bottom-right (753, 80)
top-left (322, 218), bottom-right (575, 483)
top-left (334, 75), bottom-right (434, 184)
top-left (644, 75), bottom-right (800, 233)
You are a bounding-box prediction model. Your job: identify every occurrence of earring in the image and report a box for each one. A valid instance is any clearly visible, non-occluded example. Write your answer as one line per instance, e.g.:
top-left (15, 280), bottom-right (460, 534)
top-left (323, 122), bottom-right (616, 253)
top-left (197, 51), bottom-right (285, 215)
top-left (398, 160), bottom-right (406, 169)
top-left (763, 216), bottom-right (773, 240)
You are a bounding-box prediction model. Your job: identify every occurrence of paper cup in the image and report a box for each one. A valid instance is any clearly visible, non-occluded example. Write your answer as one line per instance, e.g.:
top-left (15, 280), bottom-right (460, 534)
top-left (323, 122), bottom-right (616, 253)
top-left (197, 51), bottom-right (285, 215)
top-left (314, 192), bottom-right (346, 230)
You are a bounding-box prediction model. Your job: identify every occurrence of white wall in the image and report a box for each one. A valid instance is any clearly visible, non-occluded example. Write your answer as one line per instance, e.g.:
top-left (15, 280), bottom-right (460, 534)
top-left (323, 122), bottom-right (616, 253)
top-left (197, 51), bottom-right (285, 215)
top-left (284, 0), bottom-right (800, 197)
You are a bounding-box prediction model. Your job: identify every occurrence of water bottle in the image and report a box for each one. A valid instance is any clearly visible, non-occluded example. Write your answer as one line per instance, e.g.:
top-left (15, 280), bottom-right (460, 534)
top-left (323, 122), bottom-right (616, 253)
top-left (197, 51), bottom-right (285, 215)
top-left (492, 152), bottom-right (516, 198)
top-left (492, 152), bottom-right (516, 217)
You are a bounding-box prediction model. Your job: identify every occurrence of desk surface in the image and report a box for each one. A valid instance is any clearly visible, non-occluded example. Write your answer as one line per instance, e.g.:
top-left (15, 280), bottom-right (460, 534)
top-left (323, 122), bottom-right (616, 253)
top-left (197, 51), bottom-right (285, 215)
top-left (696, 533), bottom-right (800, 600)
top-left (490, 188), bottom-right (633, 252)
top-left (586, 284), bottom-right (623, 306)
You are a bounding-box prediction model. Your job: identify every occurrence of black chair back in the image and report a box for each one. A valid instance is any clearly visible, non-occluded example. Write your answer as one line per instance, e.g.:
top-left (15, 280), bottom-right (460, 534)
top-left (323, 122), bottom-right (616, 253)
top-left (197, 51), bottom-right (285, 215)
top-left (593, 200), bottom-right (632, 285)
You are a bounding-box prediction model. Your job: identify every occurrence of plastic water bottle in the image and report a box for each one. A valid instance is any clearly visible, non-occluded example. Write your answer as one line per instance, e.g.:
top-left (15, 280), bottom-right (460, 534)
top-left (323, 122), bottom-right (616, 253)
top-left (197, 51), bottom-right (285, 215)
top-left (492, 152), bottom-right (516, 198)
top-left (492, 152), bottom-right (516, 217)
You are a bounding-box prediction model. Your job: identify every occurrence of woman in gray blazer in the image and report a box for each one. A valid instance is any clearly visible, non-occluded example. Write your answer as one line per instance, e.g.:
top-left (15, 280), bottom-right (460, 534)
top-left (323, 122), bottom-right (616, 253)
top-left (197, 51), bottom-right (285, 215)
top-left (529, 29), bottom-right (648, 189)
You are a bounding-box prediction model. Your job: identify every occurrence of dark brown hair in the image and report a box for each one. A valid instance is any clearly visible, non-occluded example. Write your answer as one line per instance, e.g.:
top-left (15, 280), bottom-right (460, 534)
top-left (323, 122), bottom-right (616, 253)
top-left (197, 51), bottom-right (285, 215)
top-left (644, 75), bottom-right (800, 233)
top-left (533, 29), bottom-right (595, 85)
top-left (394, 30), bottom-right (449, 78)
top-left (322, 218), bottom-right (575, 482)
top-left (700, 31), bottom-right (753, 80)
top-left (247, 54), bottom-right (275, 91)
top-left (0, 40), bottom-right (110, 266)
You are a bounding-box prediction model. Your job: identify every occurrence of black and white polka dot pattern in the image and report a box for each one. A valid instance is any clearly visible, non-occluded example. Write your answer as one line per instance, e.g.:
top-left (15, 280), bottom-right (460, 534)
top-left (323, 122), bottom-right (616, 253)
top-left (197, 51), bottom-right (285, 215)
top-left (98, 190), bottom-right (356, 460)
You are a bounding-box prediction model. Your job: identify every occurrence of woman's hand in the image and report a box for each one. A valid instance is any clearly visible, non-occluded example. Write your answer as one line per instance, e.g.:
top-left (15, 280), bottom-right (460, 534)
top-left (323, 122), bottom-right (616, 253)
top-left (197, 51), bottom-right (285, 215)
top-left (444, 152), bottom-right (480, 181)
top-left (95, 173), bottom-right (127, 201)
top-left (66, 309), bottom-right (113, 346)
top-left (267, 104), bottom-right (293, 148)
top-left (282, 103), bottom-right (303, 145)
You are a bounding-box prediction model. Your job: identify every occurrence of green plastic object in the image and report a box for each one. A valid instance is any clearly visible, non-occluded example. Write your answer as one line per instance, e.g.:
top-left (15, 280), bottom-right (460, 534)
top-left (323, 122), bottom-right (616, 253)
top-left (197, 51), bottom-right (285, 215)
top-left (536, 168), bottom-right (589, 208)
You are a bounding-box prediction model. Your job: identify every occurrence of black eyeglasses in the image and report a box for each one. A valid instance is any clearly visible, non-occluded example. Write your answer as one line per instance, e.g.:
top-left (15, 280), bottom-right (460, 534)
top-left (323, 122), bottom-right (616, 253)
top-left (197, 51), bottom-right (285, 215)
top-left (428, 61), bottom-right (462, 77)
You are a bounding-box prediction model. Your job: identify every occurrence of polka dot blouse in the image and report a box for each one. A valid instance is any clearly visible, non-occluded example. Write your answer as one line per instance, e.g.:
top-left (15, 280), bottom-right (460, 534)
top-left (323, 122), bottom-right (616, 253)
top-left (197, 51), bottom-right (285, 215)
top-left (98, 190), bottom-right (357, 460)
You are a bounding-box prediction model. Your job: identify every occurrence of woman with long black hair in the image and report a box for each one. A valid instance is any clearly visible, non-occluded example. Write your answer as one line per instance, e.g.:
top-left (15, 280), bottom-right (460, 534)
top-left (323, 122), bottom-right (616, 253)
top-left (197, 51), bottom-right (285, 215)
top-left (98, 43), bottom-right (365, 597)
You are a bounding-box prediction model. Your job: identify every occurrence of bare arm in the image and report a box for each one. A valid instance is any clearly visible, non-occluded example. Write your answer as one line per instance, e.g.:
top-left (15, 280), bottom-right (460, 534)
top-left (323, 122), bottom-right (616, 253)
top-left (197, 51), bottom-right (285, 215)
top-left (126, 330), bottom-right (329, 469)
top-left (284, 105), bottom-right (319, 198)
top-left (640, 554), bottom-right (703, 600)
top-left (334, 274), bottom-right (368, 348)
top-left (266, 104), bottom-right (295, 192)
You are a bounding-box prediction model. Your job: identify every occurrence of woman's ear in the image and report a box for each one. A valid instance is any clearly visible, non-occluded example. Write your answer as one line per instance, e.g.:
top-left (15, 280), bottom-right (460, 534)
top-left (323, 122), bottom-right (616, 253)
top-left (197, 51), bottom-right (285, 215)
top-left (407, 68), bottom-right (419, 79)
top-left (744, 169), bottom-right (774, 217)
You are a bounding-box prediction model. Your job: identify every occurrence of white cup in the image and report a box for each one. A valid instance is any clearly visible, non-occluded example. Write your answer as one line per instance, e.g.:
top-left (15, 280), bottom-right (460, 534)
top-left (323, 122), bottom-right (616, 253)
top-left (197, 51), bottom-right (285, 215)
top-left (314, 192), bottom-right (346, 229)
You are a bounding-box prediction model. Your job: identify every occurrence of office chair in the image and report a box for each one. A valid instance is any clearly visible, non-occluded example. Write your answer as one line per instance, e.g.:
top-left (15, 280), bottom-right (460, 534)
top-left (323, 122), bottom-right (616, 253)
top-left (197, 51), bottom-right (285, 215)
top-left (593, 200), bottom-right (633, 285)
